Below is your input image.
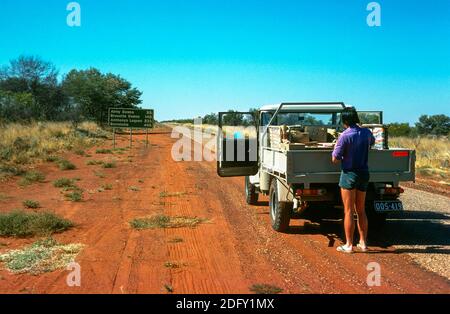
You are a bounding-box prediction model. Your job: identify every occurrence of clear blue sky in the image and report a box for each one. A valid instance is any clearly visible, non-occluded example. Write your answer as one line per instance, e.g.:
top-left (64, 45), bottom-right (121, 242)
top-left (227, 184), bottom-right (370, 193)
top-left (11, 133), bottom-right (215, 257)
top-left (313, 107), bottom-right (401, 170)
top-left (0, 0), bottom-right (449, 123)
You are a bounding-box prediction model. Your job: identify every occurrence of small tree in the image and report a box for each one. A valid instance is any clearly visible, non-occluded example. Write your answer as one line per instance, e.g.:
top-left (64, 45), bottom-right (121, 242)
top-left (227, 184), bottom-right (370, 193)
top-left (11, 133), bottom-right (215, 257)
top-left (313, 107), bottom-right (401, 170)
top-left (0, 56), bottom-right (64, 121)
top-left (222, 110), bottom-right (244, 126)
top-left (415, 114), bottom-right (450, 136)
top-left (0, 90), bottom-right (36, 121)
top-left (387, 123), bottom-right (412, 137)
top-left (62, 68), bottom-right (142, 125)
top-left (203, 113), bottom-right (218, 125)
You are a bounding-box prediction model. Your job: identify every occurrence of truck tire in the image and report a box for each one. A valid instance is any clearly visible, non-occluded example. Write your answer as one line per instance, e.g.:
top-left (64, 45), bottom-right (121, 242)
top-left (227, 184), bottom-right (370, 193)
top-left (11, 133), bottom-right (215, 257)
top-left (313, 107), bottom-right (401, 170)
top-left (269, 179), bottom-right (291, 232)
top-left (245, 176), bottom-right (258, 205)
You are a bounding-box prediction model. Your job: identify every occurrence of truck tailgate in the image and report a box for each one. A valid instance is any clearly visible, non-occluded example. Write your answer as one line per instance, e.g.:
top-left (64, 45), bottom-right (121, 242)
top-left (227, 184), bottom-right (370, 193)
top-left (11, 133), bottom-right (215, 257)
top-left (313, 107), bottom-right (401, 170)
top-left (262, 148), bottom-right (416, 185)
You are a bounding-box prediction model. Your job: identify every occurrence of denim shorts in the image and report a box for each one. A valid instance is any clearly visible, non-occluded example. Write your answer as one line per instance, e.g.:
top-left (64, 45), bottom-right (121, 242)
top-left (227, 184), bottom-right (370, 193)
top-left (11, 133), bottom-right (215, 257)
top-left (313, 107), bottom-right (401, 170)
top-left (339, 171), bottom-right (370, 192)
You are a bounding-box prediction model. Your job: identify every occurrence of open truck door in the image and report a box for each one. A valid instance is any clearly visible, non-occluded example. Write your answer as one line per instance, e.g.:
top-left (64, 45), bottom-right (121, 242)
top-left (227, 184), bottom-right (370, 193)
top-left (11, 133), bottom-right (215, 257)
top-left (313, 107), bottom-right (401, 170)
top-left (217, 111), bottom-right (259, 177)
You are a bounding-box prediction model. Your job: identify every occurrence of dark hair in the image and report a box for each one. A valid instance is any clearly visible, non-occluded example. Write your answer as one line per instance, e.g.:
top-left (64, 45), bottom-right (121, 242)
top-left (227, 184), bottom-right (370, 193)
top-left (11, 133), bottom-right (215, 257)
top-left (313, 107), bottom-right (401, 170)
top-left (341, 107), bottom-right (360, 126)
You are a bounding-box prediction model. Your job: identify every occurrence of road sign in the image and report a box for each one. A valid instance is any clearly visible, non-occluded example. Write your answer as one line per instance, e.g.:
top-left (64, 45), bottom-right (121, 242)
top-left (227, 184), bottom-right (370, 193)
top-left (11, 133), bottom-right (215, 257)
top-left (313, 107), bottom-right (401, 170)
top-left (108, 108), bottom-right (154, 128)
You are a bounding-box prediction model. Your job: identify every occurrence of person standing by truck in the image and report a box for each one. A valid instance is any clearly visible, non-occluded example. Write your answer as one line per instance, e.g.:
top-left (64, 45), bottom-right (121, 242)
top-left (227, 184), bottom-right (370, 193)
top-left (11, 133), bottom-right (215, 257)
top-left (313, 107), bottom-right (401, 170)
top-left (332, 107), bottom-right (375, 253)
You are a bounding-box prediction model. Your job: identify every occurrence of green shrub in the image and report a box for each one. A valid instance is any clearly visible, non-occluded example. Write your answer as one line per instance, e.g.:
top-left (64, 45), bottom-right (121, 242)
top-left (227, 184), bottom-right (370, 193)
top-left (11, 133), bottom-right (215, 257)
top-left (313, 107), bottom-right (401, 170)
top-left (23, 200), bottom-right (40, 209)
top-left (65, 191), bottom-right (83, 202)
top-left (102, 161), bottom-right (116, 168)
top-left (53, 178), bottom-right (76, 188)
top-left (96, 149), bottom-right (112, 154)
top-left (164, 261), bottom-right (182, 269)
top-left (94, 171), bottom-right (105, 178)
top-left (57, 159), bottom-right (76, 170)
top-left (0, 165), bottom-right (25, 176)
top-left (101, 184), bottom-right (113, 190)
top-left (130, 215), bottom-right (207, 230)
top-left (0, 210), bottom-right (73, 238)
top-left (249, 284), bottom-right (283, 294)
top-left (45, 155), bottom-right (60, 162)
top-left (19, 171), bottom-right (46, 186)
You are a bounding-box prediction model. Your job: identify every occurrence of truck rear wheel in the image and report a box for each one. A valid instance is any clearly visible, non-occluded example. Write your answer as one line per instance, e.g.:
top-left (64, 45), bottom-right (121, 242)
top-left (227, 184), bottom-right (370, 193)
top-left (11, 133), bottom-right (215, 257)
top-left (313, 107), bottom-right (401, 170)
top-left (245, 176), bottom-right (259, 205)
top-left (269, 179), bottom-right (291, 232)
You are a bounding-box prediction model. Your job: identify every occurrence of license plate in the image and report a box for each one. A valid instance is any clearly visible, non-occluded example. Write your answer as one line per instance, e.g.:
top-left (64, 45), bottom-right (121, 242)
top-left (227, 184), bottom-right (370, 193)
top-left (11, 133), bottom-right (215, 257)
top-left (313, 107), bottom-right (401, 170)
top-left (374, 200), bottom-right (403, 212)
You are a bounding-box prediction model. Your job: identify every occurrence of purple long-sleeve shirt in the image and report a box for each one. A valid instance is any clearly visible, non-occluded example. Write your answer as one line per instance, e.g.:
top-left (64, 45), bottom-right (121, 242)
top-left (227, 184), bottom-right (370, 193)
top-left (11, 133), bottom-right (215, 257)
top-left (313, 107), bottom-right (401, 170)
top-left (332, 125), bottom-right (375, 172)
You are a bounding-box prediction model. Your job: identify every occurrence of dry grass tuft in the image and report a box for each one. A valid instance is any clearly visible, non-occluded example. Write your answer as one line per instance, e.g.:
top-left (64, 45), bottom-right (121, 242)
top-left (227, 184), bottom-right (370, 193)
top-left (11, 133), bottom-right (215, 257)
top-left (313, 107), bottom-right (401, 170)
top-left (130, 215), bottom-right (208, 230)
top-left (249, 284), bottom-right (283, 294)
top-left (159, 191), bottom-right (187, 198)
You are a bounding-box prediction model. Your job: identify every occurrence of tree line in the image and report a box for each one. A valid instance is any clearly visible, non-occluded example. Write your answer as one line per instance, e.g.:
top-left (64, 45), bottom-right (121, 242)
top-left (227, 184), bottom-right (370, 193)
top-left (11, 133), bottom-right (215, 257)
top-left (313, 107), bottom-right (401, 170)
top-left (0, 56), bottom-right (143, 125)
top-left (2, 56), bottom-right (448, 137)
top-left (166, 111), bottom-right (450, 137)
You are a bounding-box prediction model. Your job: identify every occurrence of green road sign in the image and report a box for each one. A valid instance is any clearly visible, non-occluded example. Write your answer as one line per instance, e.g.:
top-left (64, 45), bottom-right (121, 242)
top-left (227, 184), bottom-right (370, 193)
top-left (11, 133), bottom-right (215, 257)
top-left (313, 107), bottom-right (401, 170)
top-left (108, 108), bottom-right (154, 128)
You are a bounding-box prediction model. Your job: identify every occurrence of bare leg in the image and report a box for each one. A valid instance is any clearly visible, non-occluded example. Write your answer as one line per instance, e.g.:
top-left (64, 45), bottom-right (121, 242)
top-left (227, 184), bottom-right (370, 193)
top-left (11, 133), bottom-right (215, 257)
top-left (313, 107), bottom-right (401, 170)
top-left (341, 188), bottom-right (356, 247)
top-left (355, 190), bottom-right (369, 247)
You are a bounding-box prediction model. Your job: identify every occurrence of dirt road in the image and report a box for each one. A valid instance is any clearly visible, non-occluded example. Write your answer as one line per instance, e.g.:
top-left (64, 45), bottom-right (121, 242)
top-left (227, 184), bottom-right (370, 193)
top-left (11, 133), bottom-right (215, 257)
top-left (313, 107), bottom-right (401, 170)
top-left (0, 128), bottom-right (449, 294)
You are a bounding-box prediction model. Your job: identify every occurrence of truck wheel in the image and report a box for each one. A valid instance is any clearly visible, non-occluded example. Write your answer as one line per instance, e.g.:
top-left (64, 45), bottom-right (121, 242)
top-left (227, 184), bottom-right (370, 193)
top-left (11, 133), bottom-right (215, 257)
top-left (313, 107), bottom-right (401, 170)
top-left (245, 176), bottom-right (258, 205)
top-left (269, 179), bottom-right (291, 232)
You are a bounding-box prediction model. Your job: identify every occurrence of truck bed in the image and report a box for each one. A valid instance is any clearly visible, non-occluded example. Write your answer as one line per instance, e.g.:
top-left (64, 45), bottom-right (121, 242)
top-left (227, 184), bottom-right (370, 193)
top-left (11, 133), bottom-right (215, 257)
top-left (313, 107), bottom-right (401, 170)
top-left (261, 147), bottom-right (416, 186)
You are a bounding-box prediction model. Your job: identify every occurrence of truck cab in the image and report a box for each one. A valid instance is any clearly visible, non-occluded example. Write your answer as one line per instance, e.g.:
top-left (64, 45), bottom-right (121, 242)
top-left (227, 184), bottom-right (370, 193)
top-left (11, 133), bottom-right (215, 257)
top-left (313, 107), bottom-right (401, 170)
top-left (217, 102), bottom-right (416, 232)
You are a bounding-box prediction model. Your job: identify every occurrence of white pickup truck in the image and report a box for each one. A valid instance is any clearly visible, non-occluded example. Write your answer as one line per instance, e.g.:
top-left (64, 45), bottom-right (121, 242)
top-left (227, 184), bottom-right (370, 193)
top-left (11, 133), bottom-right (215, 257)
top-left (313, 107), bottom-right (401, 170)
top-left (217, 102), bottom-right (416, 232)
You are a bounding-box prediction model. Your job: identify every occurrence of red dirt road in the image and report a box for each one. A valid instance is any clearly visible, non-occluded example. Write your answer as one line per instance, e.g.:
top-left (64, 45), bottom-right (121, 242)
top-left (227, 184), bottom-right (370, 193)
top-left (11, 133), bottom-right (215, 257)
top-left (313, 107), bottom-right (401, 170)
top-left (0, 129), bottom-right (449, 294)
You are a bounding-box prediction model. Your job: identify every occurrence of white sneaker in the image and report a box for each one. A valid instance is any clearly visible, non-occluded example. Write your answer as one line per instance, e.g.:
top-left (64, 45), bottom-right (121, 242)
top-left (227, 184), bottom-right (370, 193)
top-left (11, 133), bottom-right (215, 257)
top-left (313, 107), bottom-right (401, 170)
top-left (357, 243), bottom-right (368, 252)
top-left (336, 245), bottom-right (353, 254)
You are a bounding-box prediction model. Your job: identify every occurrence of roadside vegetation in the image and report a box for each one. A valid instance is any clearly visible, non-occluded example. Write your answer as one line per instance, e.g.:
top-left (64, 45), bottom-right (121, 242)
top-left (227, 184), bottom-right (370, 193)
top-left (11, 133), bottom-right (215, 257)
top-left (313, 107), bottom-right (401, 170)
top-left (57, 159), bottom-right (77, 170)
top-left (96, 148), bottom-right (113, 154)
top-left (86, 160), bottom-right (103, 166)
top-left (249, 284), bottom-right (283, 294)
top-left (18, 170), bottom-right (46, 186)
top-left (164, 261), bottom-right (185, 269)
top-left (102, 161), bottom-right (116, 169)
top-left (65, 191), bottom-right (83, 202)
top-left (160, 191), bottom-right (188, 198)
top-left (0, 122), bottom-right (108, 181)
top-left (100, 183), bottom-right (113, 191)
top-left (0, 210), bottom-right (73, 238)
top-left (130, 215), bottom-right (208, 230)
top-left (53, 177), bottom-right (84, 202)
top-left (53, 177), bottom-right (77, 188)
top-left (390, 137), bottom-right (450, 182)
top-left (0, 237), bottom-right (84, 275)
top-left (168, 237), bottom-right (183, 243)
top-left (23, 200), bottom-right (40, 209)
top-left (0, 55), bottom-right (146, 182)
